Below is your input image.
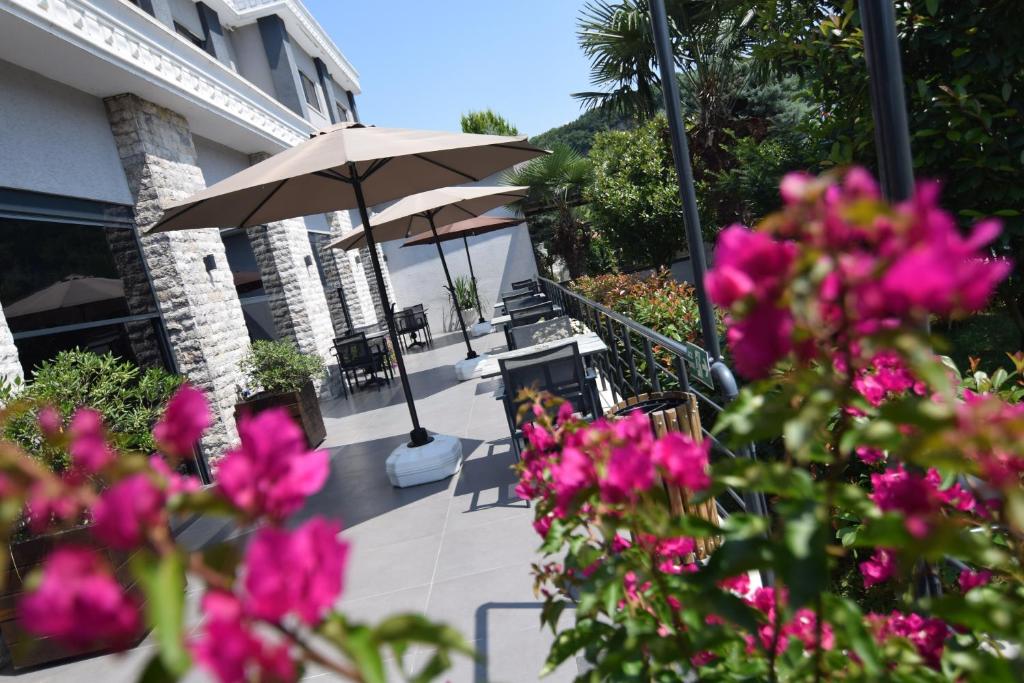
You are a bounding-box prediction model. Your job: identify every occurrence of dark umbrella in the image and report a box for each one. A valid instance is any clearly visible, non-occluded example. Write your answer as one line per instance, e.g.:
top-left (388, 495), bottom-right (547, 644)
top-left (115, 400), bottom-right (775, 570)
top-left (328, 186), bottom-right (527, 361)
top-left (151, 123), bottom-right (546, 448)
top-left (402, 215), bottom-right (523, 324)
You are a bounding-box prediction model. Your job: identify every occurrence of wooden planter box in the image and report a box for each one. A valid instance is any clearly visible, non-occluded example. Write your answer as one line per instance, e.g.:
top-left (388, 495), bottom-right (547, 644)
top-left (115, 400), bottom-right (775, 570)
top-left (234, 380), bottom-right (326, 448)
top-left (0, 527), bottom-right (147, 670)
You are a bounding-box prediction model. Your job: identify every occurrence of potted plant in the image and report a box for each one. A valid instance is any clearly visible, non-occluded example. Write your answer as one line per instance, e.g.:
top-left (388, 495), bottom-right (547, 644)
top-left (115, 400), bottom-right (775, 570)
top-left (448, 275), bottom-right (479, 331)
top-left (235, 340), bottom-right (326, 448)
top-left (0, 350), bottom-right (183, 668)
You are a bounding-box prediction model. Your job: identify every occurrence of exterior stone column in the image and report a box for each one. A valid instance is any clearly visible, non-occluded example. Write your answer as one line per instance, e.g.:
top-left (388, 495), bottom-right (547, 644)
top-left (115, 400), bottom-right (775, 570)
top-left (0, 302), bottom-right (23, 386)
top-left (104, 93), bottom-right (249, 462)
top-left (360, 244), bottom-right (397, 322)
top-left (245, 155), bottom-right (340, 397)
top-left (322, 210), bottom-right (375, 331)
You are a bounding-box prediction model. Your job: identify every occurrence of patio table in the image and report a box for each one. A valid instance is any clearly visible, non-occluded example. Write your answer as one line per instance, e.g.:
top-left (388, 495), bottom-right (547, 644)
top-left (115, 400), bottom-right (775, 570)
top-left (491, 305), bottom-right (562, 328)
top-left (477, 332), bottom-right (608, 379)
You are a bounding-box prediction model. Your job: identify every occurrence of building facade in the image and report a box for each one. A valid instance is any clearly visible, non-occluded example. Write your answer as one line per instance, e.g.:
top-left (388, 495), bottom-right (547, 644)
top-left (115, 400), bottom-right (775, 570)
top-left (0, 0), bottom-right (392, 464)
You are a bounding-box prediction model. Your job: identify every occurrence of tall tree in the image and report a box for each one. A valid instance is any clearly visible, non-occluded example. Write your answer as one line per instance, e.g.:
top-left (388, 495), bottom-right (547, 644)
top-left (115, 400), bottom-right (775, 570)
top-left (504, 146), bottom-right (594, 278)
top-left (459, 109), bottom-right (519, 136)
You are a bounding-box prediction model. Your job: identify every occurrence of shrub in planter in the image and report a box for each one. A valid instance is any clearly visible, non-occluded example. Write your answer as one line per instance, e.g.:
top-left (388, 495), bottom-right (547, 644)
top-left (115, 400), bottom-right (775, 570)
top-left (237, 340), bottom-right (326, 448)
top-left (0, 386), bottom-right (472, 679)
top-left (522, 170), bottom-right (1024, 680)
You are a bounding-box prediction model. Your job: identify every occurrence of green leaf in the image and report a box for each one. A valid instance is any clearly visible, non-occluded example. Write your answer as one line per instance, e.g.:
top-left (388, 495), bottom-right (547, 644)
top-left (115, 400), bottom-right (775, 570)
top-left (342, 623), bottom-right (386, 683)
top-left (925, 0), bottom-right (939, 16)
top-left (374, 614), bottom-right (474, 656)
top-left (138, 653), bottom-right (180, 683)
top-left (541, 619), bottom-right (611, 675)
top-left (133, 551), bottom-right (190, 676)
top-left (779, 500), bottom-right (828, 608)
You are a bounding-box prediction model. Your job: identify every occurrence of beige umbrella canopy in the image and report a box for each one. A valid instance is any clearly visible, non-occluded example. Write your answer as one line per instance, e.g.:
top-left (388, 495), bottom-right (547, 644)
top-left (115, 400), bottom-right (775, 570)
top-left (150, 123), bottom-right (543, 233)
top-left (328, 185), bottom-right (528, 360)
top-left (326, 185), bottom-right (528, 251)
top-left (149, 121), bottom-right (546, 450)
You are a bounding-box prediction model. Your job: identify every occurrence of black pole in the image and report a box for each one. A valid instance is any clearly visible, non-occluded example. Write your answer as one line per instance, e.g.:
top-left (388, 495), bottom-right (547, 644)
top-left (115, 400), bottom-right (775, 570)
top-left (427, 213), bottom-right (477, 359)
top-left (336, 287), bottom-right (353, 332)
top-left (648, 0), bottom-right (722, 362)
top-left (462, 234), bottom-right (486, 323)
top-left (860, 0), bottom-right (915, 203)
top-left (350, 166), bottom-right (431, 447)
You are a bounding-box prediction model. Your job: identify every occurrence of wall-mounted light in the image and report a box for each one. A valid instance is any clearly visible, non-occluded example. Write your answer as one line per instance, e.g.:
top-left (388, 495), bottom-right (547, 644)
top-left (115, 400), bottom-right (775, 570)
top-left (354, 255), bottom-right (361, 266)
top-left (304, 255), bottom-right (314, 267)
top-left (203, 254), bottom-right (217, 272)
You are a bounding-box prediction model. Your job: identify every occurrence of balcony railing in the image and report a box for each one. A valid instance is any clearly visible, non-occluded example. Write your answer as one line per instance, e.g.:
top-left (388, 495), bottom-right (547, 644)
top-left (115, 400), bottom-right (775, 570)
top-left (538, 277), bottom-right (770, 523)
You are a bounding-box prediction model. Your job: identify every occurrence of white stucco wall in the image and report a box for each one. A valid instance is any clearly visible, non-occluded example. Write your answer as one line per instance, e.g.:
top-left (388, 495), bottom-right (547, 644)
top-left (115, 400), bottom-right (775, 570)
top-left (291, 43), bottom-right (330, 129)
top-left (193, 134), bottom-right (249, 185)
top-left (168, 0), bottom-right (203, 37)
top-left (232, 23), bottom-right (275, 97)
top-left (0, 59), bottom-right (132, 204)
top-left (382, 219), bottom-right (538, 335)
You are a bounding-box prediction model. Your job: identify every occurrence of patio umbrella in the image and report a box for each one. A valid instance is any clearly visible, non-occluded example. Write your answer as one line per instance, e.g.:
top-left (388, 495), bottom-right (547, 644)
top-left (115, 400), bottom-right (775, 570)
top-left (402, 215), bottom-right (523, 324)
top-left (150, 122), bottom-right (546, 450)
top-left (327, 186), bottom-right (527, 363)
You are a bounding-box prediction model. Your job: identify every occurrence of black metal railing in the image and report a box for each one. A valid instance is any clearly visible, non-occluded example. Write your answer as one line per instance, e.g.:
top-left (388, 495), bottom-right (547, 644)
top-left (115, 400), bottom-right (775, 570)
top-left (539, 277), bottom-right (770, 521)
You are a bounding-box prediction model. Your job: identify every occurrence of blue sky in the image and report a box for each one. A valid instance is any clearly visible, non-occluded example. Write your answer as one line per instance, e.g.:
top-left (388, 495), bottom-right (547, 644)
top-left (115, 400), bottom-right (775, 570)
top-left (306, 0), bottom-right (592, 137)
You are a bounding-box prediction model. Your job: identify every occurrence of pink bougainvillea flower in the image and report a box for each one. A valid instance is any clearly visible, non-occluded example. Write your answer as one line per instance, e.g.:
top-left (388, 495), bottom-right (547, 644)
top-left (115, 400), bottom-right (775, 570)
top-left (37, 405), bottom-right (62, 437)
top-left (859, 548), bottom-right (896, 588)
top-left (153, 384), bottom-right (211, 457)
top-left (784, 608), bottom-right (835, 652)
top-left (25, 480), bottom-right (79, 533)
top-left (68, 408), bottom-right (115, 473)
top-left (218, 408), bottom-right (328, 521)
top-left (855, 446), bottom-right (886, 465)
top-left (522, 421), bottom-right (555, 452)
top-left (149, 455), bottom-right (201, 495)
top-left (192, 591), bottom-right (295, 683)
top-left (90, 474), bottom-right (165, 550)
top-left (869, 465), bottom-right (945, 538)
top-left (706, 226), bottom-right (796, 309)
top-left (726, 305), bottom-right (794, 379)
top-left (551, 446), bottom-right (595, 516)
top-left (600, 444), bottom-right (654, 503)
top-left (779, 171), bottom-right (815, 205)
top-left (868, 611), bottom-right (947, 669)
top-left (719, 573), bottom-right (751, 597)
top-left (652, 432), bottom-right (710, 491)
top-left (556, 401), bottom-right (576, 426)
top-left (611, 534), bottom-right (632, 553)
top-left (242, 517), bottom-right (348, 625)
top-left (958, 569), bottom-right (992, 593)
top-left (532, 514), bottom-right (553, 538)
top-left (19, 546), bottom-right (140, 648)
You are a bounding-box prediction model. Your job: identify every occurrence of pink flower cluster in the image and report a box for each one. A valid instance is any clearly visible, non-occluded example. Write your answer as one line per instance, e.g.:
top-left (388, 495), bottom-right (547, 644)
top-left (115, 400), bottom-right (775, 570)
top-left (517, 404), bottom-right (711, 524)
top-left (868, 611), bottom-right (948, 669)
top-left (706, 169), bottom-right (1009, 379)
top-left (153, 384), bottom-right (211, 457)
top-left (744, 587), bottom-right (835, 654)
top-left (191, 591), bottom-right (295, 683)
top-left (952, 390), bottom-right (1024, 491)
top-left (869, 465), bottom-right (975, 537)
top-left (859, 548), bottom-right (896, 588)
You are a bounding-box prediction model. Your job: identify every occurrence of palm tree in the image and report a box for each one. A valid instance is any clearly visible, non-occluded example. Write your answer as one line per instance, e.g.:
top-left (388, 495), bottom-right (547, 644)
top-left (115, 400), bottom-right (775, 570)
top-left (504, 145), bottom-right (594, 278)
top-left (573, 0), bottom-right (739, 120)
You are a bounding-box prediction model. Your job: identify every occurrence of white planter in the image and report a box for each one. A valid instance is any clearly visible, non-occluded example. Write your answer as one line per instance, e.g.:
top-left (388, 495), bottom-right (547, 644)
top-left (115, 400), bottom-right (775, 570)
top-left (385, 433), bottom-right (463, 488)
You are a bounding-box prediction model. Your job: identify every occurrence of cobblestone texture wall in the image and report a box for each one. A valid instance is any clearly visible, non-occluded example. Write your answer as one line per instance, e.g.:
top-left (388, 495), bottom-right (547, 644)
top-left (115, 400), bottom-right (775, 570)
top-left (324, 211), bottom-right (377, 328)
top-left (105, 93), bottom-right (249, 462)
top-left (244, 167), bottom-right (340, 397)
top-left (0, 302), bottom-right (23, 386)
top-left (360, 244), bottom-right (397, 322)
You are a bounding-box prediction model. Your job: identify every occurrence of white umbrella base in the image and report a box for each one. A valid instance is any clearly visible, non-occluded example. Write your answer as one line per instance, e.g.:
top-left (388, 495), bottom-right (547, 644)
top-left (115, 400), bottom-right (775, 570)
top-left (470, 321), bottom-right (492, 337)
top-left (454, 354), bottom-right (490, 381)
top-left (386, 432), bottom-right (463, 488)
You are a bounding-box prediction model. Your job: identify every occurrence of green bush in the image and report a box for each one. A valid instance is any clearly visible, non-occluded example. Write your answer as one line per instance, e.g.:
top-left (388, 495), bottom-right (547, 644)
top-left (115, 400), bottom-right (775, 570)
top-left (240, 340), bottom-right (325, 396)
top-left (0, 350), bottom-right (184, 472)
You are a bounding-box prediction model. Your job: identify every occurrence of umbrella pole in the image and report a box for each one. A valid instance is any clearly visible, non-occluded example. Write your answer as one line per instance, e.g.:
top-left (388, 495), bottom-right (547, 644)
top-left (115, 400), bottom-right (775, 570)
top-left (428, 214), bottom-right (477, 360)
top-left (462, 235), bottom-right (485, 324)
top-left (351, 172), bottom-right (432, 448)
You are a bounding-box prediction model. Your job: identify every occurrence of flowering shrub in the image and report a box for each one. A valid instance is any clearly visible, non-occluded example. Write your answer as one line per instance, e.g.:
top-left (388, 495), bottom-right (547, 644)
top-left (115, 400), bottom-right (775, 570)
top-left (0, 385), bottom-right (470, 681)
top-left (522, 169), bottom-right (1024, 680)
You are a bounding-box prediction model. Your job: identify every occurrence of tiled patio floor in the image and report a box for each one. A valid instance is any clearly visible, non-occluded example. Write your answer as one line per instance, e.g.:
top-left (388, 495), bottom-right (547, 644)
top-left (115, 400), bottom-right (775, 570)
top-left (5, 329), bottom-right (576, 683)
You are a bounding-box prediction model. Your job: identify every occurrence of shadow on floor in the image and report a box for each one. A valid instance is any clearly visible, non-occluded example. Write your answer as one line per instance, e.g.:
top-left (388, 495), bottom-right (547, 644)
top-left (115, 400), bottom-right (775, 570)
top-left (453, 440), bottom-right (527, 514)
top-left (296, 434), bottom-right (483, 530)
top-left (472, 601), bottom-right (548, 683)
top-left (322, 364), bottom-right (468, 418)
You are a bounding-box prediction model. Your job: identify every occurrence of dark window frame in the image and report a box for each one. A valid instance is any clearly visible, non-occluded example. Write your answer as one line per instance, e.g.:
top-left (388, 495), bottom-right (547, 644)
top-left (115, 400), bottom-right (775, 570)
top-left (299, 71), bottom-right (322, 112)
top-left (174, 20), bottom-right (207, 50)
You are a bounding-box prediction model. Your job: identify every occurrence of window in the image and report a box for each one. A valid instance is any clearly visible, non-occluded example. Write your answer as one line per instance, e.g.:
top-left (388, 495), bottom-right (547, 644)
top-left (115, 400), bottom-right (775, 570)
top-left (299, 71), bottom-right (321, 112)
top-left (0, 216), bottom-right (171, 378)
top-left (174, 21), bottom-right (207, 50)
top-left (336, 102), bottom-right (351, 123)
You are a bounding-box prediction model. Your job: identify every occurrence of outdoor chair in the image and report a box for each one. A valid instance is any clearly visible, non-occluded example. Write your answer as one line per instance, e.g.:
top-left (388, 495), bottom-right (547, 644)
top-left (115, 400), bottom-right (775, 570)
top-left (510, 278), bottom-right (539, 293)
top-left (508, 315), bottom-right (573, 350)
top-left (497, 341), bottom-right (601, 461)
top-left (501, 292), bottom-right (545, 313)
top-left (504, 302), bottom-right (556, 348)
top-left (395, 308), bottom-right (431, 351)
top-left (333, 332), bottom-right (392, 394)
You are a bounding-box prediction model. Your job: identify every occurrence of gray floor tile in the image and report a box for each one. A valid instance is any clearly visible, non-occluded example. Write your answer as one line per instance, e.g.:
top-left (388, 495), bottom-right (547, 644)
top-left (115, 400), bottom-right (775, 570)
top-left (433, 515), bottom-right (540, 583)
top-left (343, 533), bottom-right (441, 601)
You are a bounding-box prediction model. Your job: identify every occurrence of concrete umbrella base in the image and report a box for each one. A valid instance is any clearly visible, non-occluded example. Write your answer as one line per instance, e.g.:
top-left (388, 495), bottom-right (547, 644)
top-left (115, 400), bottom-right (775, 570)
top-left (470, 321), bottom-right (492, 337)
top-left (385, 432), bottom-right (463, 488)
top-left (454, 354), bottom-right (490, 382)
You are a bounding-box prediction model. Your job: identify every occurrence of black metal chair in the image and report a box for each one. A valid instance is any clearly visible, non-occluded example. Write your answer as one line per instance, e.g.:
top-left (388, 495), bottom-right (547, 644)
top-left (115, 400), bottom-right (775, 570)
top-left (504, 302), bottom-right (556, 349)
top-left (333, 332), bottom-right (392, 394)
top-left (502, 292), bottom-right (545, 313)
top-left (395, 308), bottom-right (431, 351)
top-left (509, 315), bottom-right (573, 350)
top-left (407, 304), bottom-right (433, 345)
top-left (498, 341), bottom-right (601, 461)
top-left (510, 278), bottom-right (539, 293)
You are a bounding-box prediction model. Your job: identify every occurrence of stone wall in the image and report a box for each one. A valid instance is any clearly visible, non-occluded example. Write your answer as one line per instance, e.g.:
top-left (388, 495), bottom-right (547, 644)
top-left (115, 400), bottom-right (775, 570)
top-left (0, 302), bottom-right (22, 386)
top-left (323, 211), bottom-right (377, 329)
top-left (246, 209), bottom-right (340, 396)
top-left (360, 244), bottom-right (398, 322)
top-left (105, 93), bottom-right (250, 461)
